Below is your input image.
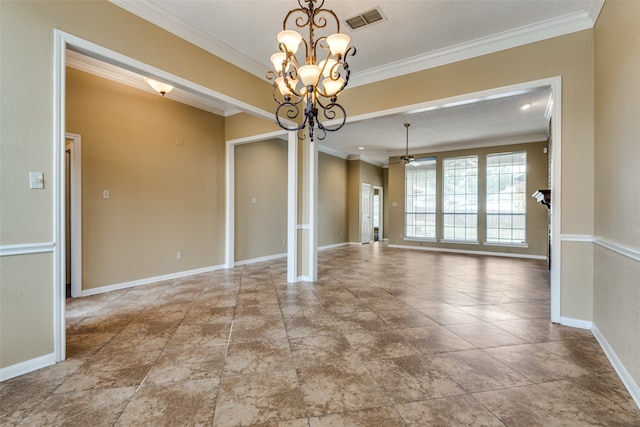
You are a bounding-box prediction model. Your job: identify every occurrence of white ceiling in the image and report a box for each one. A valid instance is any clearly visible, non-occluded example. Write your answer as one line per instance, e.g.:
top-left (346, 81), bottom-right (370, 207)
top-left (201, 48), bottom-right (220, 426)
top-left (88, 0), bottom-right (602, 164)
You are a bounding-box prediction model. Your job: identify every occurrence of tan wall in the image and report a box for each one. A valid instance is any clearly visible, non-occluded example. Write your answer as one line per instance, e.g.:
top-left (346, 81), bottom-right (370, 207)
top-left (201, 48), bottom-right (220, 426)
top-left (225, 113), bottom-right (283, 142)
top-left (593, 0), bottom-right (640, 385)
top-left (234, 139), bottom-right (288, 261)
top-left (66, 68), bottom-right (226, 289)
top-left (0, 254), bottom-right (54, 367)
top-left (387, 141), bottom-right (549, 257)
top-left (318, 153), bottom-right (349, 247)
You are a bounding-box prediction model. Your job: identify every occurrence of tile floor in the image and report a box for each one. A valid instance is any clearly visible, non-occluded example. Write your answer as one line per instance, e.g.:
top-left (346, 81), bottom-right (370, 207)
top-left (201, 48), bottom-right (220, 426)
top-left (1, 244), bottom-right (639, 426)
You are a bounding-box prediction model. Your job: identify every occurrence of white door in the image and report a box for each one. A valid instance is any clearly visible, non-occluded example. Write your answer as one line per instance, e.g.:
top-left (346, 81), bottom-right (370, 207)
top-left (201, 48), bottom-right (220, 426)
top-left (361, 183), bottom-right (372, 243)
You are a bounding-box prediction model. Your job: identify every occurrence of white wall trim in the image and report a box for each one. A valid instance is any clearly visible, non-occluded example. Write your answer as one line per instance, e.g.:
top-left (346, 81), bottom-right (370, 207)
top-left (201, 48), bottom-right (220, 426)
top-left (560, 233), bottom-right (593, 242)
top-left (80, 264), bottom-right (226, 297)
top-left (0, 242), bottom-right (55, 256)
top-left (593, 236), bottom-right (640, 262)
top-left (287, 132), bottom-right (298, 283)
top-left (388, 244), bottom-right (547, 260)
top-left (0, 353), bottom-right (56, 382)
top-left (234, 253), bottom-right (286, 267)
top-left (53, 30), bottom-right (67, 363)
top-left (592, 324), bottom-right (640, 409)
top-left (318, 242), bottom-right (349, 251)
top-left (559, 316), bottom-right (593, 330)
top-left (224, 141), bottom-right (235, 269)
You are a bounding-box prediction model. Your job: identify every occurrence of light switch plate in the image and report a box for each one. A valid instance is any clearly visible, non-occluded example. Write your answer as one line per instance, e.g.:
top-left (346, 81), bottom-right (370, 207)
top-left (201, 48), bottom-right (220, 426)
top-left (30, 172), bottom-right (44, 189)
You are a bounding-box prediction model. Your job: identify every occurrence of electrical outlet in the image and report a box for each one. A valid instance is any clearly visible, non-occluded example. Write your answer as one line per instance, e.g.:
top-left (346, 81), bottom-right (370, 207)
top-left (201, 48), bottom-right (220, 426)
top-left (176, 251), bottom-right (182, 260)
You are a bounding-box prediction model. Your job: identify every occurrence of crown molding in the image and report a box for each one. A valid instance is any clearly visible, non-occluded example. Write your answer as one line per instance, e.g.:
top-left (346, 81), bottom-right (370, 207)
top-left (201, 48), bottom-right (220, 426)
top-left (109, 0), bottom-right (267, 79)
top-left (349, 8), bottom-right (601, 88)
top-left (111, 1), bottom-right (602, 89)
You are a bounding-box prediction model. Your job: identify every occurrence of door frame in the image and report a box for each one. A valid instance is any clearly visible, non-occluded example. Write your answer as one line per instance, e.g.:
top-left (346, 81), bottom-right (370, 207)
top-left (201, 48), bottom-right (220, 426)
top-left (373, 185), bottom-right (383, 241)
top-left (65, 134), bottom-right (82, 298)
top-left (361, 183), bottom-right (372, 244)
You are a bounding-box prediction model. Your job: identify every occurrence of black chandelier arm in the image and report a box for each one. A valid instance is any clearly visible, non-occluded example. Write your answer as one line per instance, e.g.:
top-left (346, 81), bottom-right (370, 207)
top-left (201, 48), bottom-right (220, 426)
top-left (315, 101), bottom-right (347, 134)
top-left (275, 101), bottom-right (309, 132)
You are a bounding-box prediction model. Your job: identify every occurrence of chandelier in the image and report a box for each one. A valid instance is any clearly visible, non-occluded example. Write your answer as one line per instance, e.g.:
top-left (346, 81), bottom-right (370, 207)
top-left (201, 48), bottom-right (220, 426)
top-left (267, 0), bottom-right (356, 141)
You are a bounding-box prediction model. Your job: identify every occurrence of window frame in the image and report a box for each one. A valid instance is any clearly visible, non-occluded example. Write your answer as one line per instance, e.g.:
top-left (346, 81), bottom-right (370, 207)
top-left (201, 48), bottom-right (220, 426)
top-left (441, 155), bottom-right (479, 244)
top-left (485, 151), bottom-right (528, 246)
top-left (404, 157), bottom-right (437, 241)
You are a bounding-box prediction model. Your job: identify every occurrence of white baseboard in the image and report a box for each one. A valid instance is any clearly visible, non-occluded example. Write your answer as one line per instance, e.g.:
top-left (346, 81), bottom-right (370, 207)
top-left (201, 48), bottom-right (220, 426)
top-left (81, 264), bottom-right (226, 297)
top-left (318, 242), bottom-right (348, 251)
top-left (592, 324), bottom-right (640, 409)
top-left (0, 352), bottom-right (56, 382)
top-left (388, 243), bottom-right (547, 260)
top-left (234, 253), bottom-right (286, 266)
top-left (559, 316), bottom-right (593, 330)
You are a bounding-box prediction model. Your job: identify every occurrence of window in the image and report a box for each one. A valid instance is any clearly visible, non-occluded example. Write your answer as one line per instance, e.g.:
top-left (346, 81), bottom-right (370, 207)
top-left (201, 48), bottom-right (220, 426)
top-left (405, 157), bottom-right (437, 239)
top-left (486, 152), bottom-right (527, 244)
top-left (443, 155), bottom-right (478, 241)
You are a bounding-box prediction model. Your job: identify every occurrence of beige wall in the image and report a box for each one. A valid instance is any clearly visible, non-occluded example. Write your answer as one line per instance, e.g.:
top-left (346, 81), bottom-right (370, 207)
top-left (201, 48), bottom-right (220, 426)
top-left (234, 139), bottom-right (288, 261)
top-left (66, 68), bottom-right (226, 289)
top-left (225, 113), bottom-right (283, 142)
top-left (318, 152), bottom-right (349, 247)
top-left (593, 0), bottom-right (640, 385)
top-left (387, 141), bottom-right (549, 257)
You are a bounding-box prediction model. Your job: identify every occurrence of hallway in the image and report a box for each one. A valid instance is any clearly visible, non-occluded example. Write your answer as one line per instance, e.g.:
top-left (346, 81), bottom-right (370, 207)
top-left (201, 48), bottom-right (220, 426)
top-left (2, 245), bottom-right (638, 425)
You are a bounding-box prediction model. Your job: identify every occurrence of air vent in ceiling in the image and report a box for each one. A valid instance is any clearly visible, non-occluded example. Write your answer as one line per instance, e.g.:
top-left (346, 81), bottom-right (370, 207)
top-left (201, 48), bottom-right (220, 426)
top-left (346, 7), bottom-right (385, 30)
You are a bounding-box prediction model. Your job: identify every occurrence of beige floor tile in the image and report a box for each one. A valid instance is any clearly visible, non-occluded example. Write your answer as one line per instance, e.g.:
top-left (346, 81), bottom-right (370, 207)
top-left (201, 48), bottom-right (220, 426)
top-left (345, 330), bottom-right (420, 360)
top-left (54, 349), bottom-right (161, 394)
top-left (223, 339), bottom-right (294, 375)
top-left (167, 321), bottom-right (233, 348)
top-left (445, 322), bottom-right (526, 348)
top-left (146, 345), bottom-right (227, 384)
top-left (290, 334), bottom-right (360, 368)
top-left (20, 386), bottom-right (135, 427)
top-left (397, 326), bottom-right (476, 354)
top-left (483, 343), bottom-right (592, 382)
top-left (430, 349), bottom-right (531, 392)
top-left (396, 395), bottom-right (505, 426)
top-left (365, 355), bottom-right (466, 403)
top-left (116, 379), bottom-right (219, 426)
top-left (297, 359), bottom-right (390, 417)
top-left (213, 370), bottom-right (305, 426)
top-left (309, 406), bottom-right (406, 426)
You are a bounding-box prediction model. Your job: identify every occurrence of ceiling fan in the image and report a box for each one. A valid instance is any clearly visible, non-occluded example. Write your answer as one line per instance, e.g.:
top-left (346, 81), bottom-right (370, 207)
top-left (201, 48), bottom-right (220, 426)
top-left (389, 123), bottom-right (416, 165)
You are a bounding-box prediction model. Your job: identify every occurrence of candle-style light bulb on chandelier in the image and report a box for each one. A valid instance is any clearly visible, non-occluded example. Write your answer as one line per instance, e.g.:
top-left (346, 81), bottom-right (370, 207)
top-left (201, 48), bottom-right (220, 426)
top-left (267, 0), bottom-right (356, 142)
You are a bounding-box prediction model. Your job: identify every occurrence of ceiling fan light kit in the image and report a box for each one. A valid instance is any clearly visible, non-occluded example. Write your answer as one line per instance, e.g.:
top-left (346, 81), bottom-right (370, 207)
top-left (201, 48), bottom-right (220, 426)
top-left (267, 0), bottom-right (356, 142)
